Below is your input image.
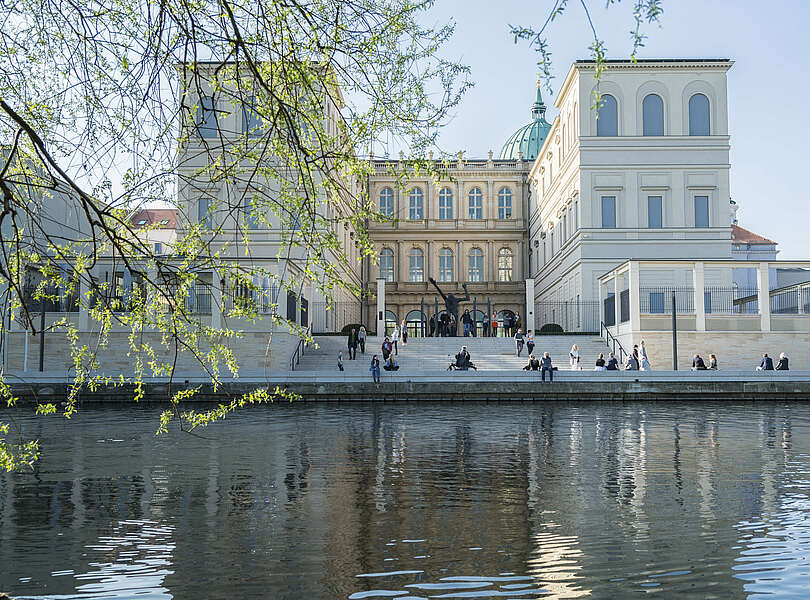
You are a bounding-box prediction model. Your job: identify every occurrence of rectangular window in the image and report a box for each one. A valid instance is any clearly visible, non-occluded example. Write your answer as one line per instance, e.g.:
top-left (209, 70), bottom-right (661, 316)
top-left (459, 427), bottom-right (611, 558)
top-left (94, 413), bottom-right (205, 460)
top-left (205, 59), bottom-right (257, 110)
top-left (198, 96), bottom-right (218, 138)
top-left (601, 196), bottom-right (616, 229)
top-left (154, 242), bottom-right (162, 255)
top-left (694, 195), bottom-right (709, 228)
top-left (647, 196), bottom-right (663, 228)
top-left (649, 292), bottom-right (664, 314)
top-left (245, 196), bottom-right (258, 229)
top-left (438, 197), bottom-right (453, 219)
top-left (198, 197), bottom-right (211, 229)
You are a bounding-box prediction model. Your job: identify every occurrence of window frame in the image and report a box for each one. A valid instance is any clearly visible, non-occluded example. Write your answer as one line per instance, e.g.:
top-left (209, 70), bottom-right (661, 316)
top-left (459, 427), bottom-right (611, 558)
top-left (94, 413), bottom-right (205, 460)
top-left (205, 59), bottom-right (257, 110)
top-left (647, 195), bottom-right (663, 229)
top-left (694, 195), bottom-right (710, 228)
top-left (642, 93), bottom-right (665, 136)
top-left (408, 247), bottom-right (424, 282)
top-left (600, 195), bottom-right (617, 229)
top-left (438, 187), bottom-right (454, 220)
top-left (197, 96), bottom-right (218, 139)
top-left (596, 94), bottom-right (618, 137)
top-left (380, 248), bottom-right (395, 282)
top-left (438, 248), bottom-right (454, 282)
top-left (497, 248), bottom-right (513, 282)
top-left (467, 187), bottom-right (483, 220)
top-left (497, 187), bottom-right (512, 219)
top-left (468, 248), bottom-right (483, 282)
top-left (379, 187), bottom-right (394, 217)
top-left (688, 93), bottom-right (711, 136)
top-left (408, 188), bottom-right (423, 220)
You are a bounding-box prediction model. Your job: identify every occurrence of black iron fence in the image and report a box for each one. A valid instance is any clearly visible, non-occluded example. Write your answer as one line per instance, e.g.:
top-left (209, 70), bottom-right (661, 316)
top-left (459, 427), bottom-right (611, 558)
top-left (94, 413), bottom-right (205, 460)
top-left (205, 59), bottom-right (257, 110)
top-left (534, 300), bottom-right (600, 333)
top-left (770, 286), bottom-right (810, 315)
top-left (639, 287), bottom-right (696, 314)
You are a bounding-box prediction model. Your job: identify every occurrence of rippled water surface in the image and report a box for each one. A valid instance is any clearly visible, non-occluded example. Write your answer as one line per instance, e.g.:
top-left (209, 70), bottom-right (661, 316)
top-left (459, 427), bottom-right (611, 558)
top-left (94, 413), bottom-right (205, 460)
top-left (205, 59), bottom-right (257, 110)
top-left (3, 402), bottom-right (810, 599)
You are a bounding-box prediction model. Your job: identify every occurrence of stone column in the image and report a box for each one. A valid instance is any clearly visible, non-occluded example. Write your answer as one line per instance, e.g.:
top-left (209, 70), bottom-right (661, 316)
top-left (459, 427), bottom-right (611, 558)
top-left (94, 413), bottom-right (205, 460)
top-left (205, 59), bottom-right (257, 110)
top-left (376, 278), bottom-right (385, 336)
top-left (396, 241), bottom-right (404, 282)
top-left (613, 274), bottom-right (620, 329)
top-left (487, 241), bottom-right (494, 282)
top-left (456, 241), bottom-right (463, 282)
top-left (212, 272), bottom-right (223, 329)
top-left (629, 261), bottom-right (641, 333)
top-left (757, 262), bottom-right (770, 332)
top-left (425, 240), bottom-right (431, 282)
top-left (525, 278), bottom-right (535, 333)
top-left (693, 261), bottom-right (706, 332)
top-left (78, 273), bottom-right (91, 331)
top-left (799, 284), bottom-right (805, 315)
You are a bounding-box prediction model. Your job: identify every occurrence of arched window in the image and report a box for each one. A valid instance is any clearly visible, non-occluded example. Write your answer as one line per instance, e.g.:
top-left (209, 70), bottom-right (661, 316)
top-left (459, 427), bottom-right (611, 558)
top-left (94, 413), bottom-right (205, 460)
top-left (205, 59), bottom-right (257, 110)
top-left (405, 310), bottom-right (427, 338)
top-left (468, 248), bottom-right (483, 282)
top-left (497, 187), bottom-right (512, 219)
top-left (596, 94), bottom-right (618, 136)
top-left (379, 187), bottom-right (394, 217)
top-left (380, 248), bottom-right (394, 282)
top-left (498, 248), bottom-right (513, 282)
top-left (438, 248), bottom-right (454, 282)
top-left (468, 187), bottom-right (483, 219)
top-left (408, 188), bottom-right (423, 220)
top-left (408, 248), bottom-right (424, 282)
top-left (689, 93), bottom-right (710, 136)
top-left (198, 197), bottom-right (212, 229)
top-left (438, 187), bottom-right (453, 219)
top-left (642, 94), bottom-right (664, 136)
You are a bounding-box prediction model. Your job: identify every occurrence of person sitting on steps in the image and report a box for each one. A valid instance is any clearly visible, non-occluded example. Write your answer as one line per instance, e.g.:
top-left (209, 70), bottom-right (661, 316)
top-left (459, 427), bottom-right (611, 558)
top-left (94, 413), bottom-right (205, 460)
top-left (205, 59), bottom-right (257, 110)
top-left (523, 354), bottom-right (541, 371)
top-left (383, 355), bottom-right (399, 371)
top-left (448, 345), bottom-right (476, 371)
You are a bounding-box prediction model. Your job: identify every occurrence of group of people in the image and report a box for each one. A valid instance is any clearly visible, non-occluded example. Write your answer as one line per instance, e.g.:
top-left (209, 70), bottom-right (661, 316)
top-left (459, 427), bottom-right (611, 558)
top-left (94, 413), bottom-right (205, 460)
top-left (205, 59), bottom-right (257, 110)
top-left (754, 352), bottom-right (790, 371)
top-left (425, 310), bottom-right (523, 338)
top-left (519, 341), bottom-right (655, 380)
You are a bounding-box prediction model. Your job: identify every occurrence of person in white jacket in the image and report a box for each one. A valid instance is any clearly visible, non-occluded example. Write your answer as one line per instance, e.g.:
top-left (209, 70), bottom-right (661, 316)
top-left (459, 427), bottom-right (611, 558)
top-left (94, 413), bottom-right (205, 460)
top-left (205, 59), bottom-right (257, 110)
top-left (391, 326), bottom-right (400, 355)
top-left (569, 344), bottom-right (581, 370)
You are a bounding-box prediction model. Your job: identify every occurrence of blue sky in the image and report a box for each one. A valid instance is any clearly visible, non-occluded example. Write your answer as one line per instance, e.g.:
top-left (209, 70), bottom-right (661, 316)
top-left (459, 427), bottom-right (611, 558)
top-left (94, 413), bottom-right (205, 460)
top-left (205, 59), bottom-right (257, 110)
top-left (418, 0), bottom-right (808, 258)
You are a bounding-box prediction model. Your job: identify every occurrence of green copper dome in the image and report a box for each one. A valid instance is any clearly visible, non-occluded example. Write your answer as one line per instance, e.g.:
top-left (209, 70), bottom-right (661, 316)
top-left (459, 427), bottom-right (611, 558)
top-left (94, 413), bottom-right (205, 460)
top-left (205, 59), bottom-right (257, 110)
top-left (498, 86), bottom-right (552, 161)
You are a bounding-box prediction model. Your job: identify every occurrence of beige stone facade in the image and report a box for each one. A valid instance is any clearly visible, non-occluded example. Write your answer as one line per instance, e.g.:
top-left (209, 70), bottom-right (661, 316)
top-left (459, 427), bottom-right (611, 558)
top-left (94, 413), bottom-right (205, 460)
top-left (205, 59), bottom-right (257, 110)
top-left (362, 157), bottom-right (532, 335)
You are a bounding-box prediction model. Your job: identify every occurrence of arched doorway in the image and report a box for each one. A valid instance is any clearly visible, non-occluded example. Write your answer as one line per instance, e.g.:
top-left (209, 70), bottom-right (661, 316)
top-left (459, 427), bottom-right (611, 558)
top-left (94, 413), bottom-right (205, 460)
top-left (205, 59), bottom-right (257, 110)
top-left (405, 309), bottom-right (427, 338)
top-left (496, 309), bottom-right (516, 337)
top-left (384, 310), bottom-right (398, 336)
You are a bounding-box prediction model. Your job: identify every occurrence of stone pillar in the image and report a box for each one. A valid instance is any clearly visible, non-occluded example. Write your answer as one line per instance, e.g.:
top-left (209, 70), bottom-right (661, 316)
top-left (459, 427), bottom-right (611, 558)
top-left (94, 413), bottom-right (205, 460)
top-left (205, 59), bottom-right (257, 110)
top-left (693, 261), bottom-right (706, 332)
top-left (525, 278), bottom-right (535, 333)
top-left (613, 274), bottom-right (620, 329)
top-left (78, 273), bottom-right (91, 331)
top-left (629, 261), bottom-right (641, 333)
top-left (799, 285), bottom-right (805, 315)
top-left (396, 241), bottom-right (404, 282)
top-left (376, 278), bottom-right (385, 336)
top-left (487, 241), bottom-right (494, 282)
top-left (425, 240), bottom-right (431, 282)
top-left (758, 262), bottom-right (770, 332)
top-left (212, 272), bottom-right (223, 329)
top-left (456, 241), bottom-right (463, 282)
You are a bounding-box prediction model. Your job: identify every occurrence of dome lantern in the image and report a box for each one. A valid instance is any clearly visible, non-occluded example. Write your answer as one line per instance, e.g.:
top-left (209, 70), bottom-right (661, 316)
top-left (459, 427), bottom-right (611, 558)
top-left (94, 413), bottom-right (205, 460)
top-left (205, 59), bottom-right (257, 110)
top-left (498, 83), bottom-right (552, 162)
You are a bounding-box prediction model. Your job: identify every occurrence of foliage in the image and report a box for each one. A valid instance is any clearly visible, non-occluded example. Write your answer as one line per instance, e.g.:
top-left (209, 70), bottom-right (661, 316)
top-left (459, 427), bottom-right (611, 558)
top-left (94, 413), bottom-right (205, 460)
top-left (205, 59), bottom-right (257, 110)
top-left (510, 0), bottom-right (664, 106)
top-left (0, 0), bottom-right (470, 470)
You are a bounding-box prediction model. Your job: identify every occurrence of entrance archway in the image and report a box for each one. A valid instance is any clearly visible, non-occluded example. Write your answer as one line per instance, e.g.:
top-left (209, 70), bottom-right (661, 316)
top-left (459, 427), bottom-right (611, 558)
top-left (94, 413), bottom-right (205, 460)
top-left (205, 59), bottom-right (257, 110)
top-left (405, 310), bottom-right (427, 338)
top-left (384, 310), bottom-right (398, 336)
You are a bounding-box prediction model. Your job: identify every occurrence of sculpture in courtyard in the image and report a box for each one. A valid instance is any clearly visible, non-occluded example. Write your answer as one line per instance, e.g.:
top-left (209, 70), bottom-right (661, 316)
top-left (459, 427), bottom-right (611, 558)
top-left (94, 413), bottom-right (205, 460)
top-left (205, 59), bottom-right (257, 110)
top-left (428, 277), bottom-right (469, 336)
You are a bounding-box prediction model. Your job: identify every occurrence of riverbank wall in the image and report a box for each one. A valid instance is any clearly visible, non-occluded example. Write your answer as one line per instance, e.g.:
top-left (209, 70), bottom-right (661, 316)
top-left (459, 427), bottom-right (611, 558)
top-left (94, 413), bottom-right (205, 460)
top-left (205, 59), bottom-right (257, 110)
top-left (6, 371), bottom-right (810, 402)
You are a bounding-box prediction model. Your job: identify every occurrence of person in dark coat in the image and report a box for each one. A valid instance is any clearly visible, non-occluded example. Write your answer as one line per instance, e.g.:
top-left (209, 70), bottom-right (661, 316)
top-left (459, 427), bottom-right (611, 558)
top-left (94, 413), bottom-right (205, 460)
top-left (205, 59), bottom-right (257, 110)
top-left (708, 354), bottom-right (718, 370)
top-left (692, 354), bottom-right (707, 370)
top-left (606, 352), bottom-right (619, 371)
top-left (523, 354), bottom-right (541, 371)
top-left (381, 337), bottom-right (392, 361)
top-left (759, 353), bottom-right (774, 371)
top-left (540, 352), bottom-right (554, 382)
top-left (775, 353), bottom-right (789, 371)
top-left (347, 328), bottom-right (358, 360)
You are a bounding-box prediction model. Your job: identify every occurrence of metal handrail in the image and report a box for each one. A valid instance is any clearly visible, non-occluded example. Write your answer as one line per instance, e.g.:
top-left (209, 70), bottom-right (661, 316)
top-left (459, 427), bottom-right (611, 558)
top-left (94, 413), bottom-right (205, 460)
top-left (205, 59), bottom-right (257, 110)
top-left (600, 321), bottom-right (629, 364)
top-left (289, 324), bottom-right (312, 371)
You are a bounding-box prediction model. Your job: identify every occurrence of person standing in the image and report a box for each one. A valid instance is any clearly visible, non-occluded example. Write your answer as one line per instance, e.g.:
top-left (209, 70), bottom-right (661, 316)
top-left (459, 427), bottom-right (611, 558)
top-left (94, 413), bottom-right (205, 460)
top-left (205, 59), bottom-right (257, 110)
top-left (400, 320), bottom-right (408, 345)
top-left (639, 340), bottom-right (651, 370)
top-left (492, 312), bottom-right (498, 338)
top-left (515, 328), bottom-right (525, 357)
top-left (347, 328), bottom-right (358, 360)
top-left (569, 344), bottom-right (580, 370)
top-left (337, 351), bottom-right (344, 371)
top-left (358, 326), bottom-right (367, 355)
top-left (540, 352), bottom-right (554, 383)
top-left (482, 312), bottom-right (490, 337)
top-left (525, 330), bottom-right (535, 356)
top-left (776, 352), bottom-right (789, 370)
top-left (428, 313), bottom-right (436, 337)
top-left (462, 309), bottom-right (472, 337)
top-left (515, 312), bottom-right (521, 334)
top-left (370, 354), bottom-right (381, 385)
top-left (391, 326), bottom-right (400, 355)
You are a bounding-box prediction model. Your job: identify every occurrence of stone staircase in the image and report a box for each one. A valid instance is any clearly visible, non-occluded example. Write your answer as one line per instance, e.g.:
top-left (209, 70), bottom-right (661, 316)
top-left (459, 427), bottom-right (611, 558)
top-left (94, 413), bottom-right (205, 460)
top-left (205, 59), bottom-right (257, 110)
top-left (294, 334), bottom-right (612, 373)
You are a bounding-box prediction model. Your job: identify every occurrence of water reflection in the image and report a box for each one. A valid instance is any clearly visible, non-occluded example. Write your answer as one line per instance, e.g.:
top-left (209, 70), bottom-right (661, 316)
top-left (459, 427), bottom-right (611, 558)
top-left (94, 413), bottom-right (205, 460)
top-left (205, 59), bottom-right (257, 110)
top-left (3, 403), bottom-right (810, 598)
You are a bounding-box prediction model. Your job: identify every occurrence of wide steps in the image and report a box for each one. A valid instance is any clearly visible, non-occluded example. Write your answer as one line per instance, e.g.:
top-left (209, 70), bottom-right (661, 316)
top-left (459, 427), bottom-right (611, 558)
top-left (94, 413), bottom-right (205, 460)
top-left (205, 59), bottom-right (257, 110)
top-left (294, 335), bottom-right (610, 373)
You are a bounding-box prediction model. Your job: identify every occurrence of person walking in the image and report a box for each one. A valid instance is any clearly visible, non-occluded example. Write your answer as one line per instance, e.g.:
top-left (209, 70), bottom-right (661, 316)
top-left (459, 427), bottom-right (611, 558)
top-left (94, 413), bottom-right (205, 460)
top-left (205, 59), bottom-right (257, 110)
top-left (358, 326), bottom-right (367, 354)
top-left (595, 353), bottom-right (606, 371)
top-left (370, 354), bottom-right (381, 385)
top-left (606, 352), bottom-right (619, 371)
top-left (400, 320), bottom-right (408, 345)
top-left (337, 351), bottom-right (344, 372)
top-left (776, 352), bottom-right (789, 370)
top-left (347, 328), bottom-right (358, 360)
top-left (758, 353), bottom-right (774, 371)
top-left (540, 352), bottom-right (554, 383)
top-left (381, 336), bottom-right (392, 361)
top-left (525, 330), bottom-right (535, 356)
top-left (515, 329), bottom-right (525, 357)
top-left (640, 340), bottom-right (651, 370)
top-left (391, 326), bottom-right (400, 355)
top-left (569, 344), bottom-right (581, 370)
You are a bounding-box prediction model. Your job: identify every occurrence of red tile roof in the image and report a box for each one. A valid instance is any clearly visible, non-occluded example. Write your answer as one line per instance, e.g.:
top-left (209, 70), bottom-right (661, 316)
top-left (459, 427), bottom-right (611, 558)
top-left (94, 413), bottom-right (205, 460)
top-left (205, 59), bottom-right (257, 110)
top-left (732, 224), bottom-right (776, 245)
top-left (130, 208), bottom-right (177, 229)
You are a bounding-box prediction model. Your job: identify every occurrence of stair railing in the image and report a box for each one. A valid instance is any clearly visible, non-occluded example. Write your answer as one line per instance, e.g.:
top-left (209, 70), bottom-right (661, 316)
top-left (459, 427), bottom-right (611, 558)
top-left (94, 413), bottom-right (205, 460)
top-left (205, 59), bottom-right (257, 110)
top-left (289, 324), bottom-right (312, 371)
top-left (600, 321), bottom-right (628, 364)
